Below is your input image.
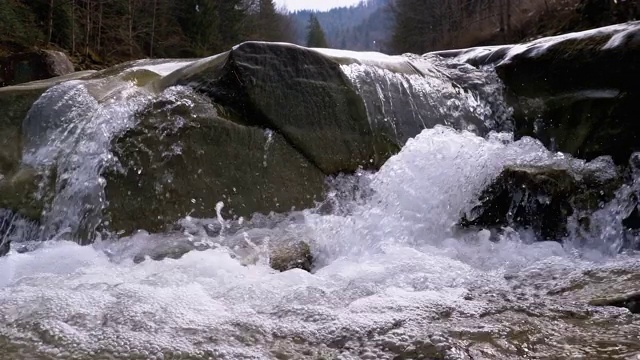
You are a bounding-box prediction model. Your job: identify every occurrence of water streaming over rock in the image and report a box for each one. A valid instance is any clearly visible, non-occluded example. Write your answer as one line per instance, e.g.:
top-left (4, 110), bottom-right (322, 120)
top-left (0, 43), bottom-right (639, 359)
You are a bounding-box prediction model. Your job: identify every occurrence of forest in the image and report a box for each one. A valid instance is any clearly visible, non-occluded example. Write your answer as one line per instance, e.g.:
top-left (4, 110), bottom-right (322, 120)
top-left (390, 0), bottom-right (640, 54)
top-left (0, 0), bottom-right (295, 67)
top-left (290, 0), bottom-right (393, 51)
top-left (1, 0), bottom-right (638, 66)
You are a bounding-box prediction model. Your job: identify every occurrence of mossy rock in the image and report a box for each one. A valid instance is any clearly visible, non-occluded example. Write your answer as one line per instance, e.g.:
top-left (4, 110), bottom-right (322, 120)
top-left (0, 88), bottom-right (42, 175)
top-left (0, 167), bottom-right (45, 220)
top-left (104, 89), bottom-right (326, 235)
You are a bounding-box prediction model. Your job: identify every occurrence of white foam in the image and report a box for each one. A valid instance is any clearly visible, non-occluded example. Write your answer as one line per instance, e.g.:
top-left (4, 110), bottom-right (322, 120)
top-left (2, 126), bottom-right (617, 357)
top-left (129, 61), bottom-right (194, 77)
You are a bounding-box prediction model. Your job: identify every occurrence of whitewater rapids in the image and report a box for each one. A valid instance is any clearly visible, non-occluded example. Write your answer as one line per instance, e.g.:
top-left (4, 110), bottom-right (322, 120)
top-left (0, 126), bottom-right (639, 359)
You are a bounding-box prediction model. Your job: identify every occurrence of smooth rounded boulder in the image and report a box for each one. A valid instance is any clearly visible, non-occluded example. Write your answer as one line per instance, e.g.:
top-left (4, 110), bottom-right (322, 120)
top-left (170, 42), bottom-right (498, 174)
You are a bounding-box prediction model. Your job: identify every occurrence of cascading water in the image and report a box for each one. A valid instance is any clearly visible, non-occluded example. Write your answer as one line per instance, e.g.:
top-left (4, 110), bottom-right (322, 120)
top-left (335, 52), bottom-right (511, 148)
top-left (17, 61), bottom-right (198, 243)
top-left (22, 79), bottom-right (152, 242)
top-left (0, 47), bottom-right (639, 359)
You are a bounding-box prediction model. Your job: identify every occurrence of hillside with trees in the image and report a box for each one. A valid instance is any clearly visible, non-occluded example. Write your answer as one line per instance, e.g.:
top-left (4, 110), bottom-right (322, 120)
top-left (2, 0), bottom-right (638, 68)
top-left (390, 0), bottom-right (640, 54)
top-left (0, 0), bottom-right (295, 68)
top-left (290, 0), bottom-right (394, 51)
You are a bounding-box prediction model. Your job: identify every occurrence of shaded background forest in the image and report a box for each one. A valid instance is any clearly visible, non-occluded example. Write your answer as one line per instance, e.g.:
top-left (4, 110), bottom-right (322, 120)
top-left (0, 0), bottom-right (295, 68)
top-left (292, 0), bottom-right (640, 53)
top-left (0, 0), bottom-right (638, 69)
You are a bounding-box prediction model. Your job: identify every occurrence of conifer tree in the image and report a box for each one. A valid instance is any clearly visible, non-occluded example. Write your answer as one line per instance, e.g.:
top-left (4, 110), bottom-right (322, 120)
top-left (305, 14), bottom-right (328, 48)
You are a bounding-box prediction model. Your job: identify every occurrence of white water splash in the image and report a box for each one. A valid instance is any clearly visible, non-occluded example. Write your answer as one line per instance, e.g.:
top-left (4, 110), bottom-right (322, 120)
top-left (21, 80), bottom-right (153, 242)
top-left (1, 126), bottom-right (634, 358)
top-left (263, 129), bottom-right (274, 167)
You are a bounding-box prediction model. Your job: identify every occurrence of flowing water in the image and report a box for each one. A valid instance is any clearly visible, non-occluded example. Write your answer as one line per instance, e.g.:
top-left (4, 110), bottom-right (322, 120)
top-left (0, 52), bottom-right (639, 359)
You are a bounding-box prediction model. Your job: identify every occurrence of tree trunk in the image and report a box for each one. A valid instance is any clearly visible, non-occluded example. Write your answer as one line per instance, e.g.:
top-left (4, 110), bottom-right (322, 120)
top-left (97, 0), bottom-right (103, 51)
top-left (48, 0), bottom-right (54, 45)
top-left (128, 0), bottom-right (134, 56)
top-left (506, 0), bottom-right (511, 35)
top-left (85, 0), bottom-right (91, 56)
top-left (150, 0), bottom-right (157, 57)
top-left (72, 0), bottom-right (76, 54)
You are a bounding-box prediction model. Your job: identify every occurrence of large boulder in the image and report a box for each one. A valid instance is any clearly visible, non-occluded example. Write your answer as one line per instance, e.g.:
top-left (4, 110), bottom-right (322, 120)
top-left (0, 50), bottom-right (75, 87)
top-left (168, 42), bottom-right (496, 174)
top-left (171, 44), bottom-right (383, 174)
top-left (104, 87), bottom-right (326, 234)
top-left (433, 21), bottom-right (640, 164)
top-left (0, 42), bottom-right (501, 240)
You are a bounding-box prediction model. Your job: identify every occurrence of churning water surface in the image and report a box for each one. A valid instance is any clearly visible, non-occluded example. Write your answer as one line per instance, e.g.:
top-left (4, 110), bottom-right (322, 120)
top-left (1, 126), bottom-right (639, 359)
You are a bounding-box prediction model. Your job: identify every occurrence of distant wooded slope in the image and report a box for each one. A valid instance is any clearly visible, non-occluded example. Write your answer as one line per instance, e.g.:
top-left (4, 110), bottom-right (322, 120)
top-left (289, 0), bottom-right (394, 52)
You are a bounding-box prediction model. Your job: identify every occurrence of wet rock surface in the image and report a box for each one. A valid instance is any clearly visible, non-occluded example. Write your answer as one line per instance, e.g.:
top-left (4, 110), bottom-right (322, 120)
top-left (176, 42), bottom-right (498, 175)
top-left (179, 43), bottom-right (383, 174)
top-left (0, 50), bottom-right (74, 87)
top-left (460, 159), bottom-right (622, 241)
top-left (105, 87), bottom-right (326, 235)
top-left (433, 21), bottom-right (640, 164)
top-left (268, 239), bottom-right (313, 272)
top-left (0, 42), bottom-right (504, 239)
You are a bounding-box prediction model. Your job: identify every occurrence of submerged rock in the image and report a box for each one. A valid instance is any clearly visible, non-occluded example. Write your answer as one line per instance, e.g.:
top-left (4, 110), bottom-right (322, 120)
top-left (590, 291), bottom-right (640, 314)
top-left (110, 227), bottom-right (314, 272)
top-left (434, 21), bottom-right (640, 164)
top-left (269, 240), bottom-right (313, 272)
top-left (0, 167), bottom-right (44, 219)
top-left (460, 160), bottom-right (621, 241)
top-left (0, 50), bottom-right (74, 87)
